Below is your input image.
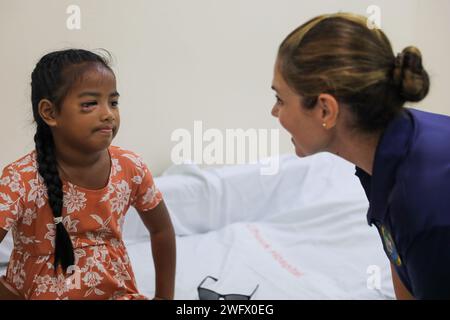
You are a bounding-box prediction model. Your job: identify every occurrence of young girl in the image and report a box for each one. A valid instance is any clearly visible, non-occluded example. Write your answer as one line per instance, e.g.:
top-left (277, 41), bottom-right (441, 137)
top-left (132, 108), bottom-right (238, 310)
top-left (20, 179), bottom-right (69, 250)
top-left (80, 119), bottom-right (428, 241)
top-left (0, 49), bottom-right (176, 300)
top-left (271, 13), bottom-right (450, 299)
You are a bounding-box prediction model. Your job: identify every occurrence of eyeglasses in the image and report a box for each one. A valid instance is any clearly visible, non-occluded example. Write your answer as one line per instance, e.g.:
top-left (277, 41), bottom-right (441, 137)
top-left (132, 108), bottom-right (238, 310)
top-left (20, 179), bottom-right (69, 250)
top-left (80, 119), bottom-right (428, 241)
top-left (197, 276), bottom-right (259, 300)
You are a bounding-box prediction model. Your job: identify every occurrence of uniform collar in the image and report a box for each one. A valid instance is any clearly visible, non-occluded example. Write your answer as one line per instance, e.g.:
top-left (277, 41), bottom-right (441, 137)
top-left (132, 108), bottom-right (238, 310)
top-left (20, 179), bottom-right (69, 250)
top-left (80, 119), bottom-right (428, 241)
top-left (355, 109), bottom-right (414, 226)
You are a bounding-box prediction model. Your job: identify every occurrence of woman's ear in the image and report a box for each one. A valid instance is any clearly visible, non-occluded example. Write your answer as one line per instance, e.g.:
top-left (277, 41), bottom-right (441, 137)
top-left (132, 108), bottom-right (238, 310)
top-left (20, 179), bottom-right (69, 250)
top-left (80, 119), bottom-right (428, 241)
top-left (38, 99), bottom-right (58, 127)
top-left (316, 94), bottom-right (339, 129)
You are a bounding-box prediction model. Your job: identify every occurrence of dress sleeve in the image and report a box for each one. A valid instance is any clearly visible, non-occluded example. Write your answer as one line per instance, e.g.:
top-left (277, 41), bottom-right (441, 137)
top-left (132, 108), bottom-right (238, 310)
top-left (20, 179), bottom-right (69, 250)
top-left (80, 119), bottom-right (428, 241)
top-left (0, 165), bottom-right (24, 232)
top-left (130, 157), bottom-right (163, 213)
top-left (405, 226), bottom-right (450, 299)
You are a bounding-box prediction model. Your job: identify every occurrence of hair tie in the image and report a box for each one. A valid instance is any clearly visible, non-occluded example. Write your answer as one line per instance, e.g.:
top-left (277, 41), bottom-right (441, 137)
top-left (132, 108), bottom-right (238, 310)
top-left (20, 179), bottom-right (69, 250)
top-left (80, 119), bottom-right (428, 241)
top-left (54, 217), bottom-right (63, 225)
top-left (395, 52), bottom-right (404, 65)
top-left (392, 52), bottom-right (404, 86)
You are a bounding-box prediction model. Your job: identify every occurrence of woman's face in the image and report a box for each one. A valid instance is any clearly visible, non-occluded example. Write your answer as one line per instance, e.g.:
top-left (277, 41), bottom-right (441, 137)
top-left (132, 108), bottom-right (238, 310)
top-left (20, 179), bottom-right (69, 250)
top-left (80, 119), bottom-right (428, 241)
top-left (271, 60), bottom-right (329, 157)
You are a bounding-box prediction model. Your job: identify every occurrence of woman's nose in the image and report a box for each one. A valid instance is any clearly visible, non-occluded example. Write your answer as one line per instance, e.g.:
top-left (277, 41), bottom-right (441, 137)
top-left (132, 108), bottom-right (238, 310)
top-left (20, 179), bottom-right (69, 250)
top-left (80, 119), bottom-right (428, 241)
top-left (271, 105), bottom-right (279, 118)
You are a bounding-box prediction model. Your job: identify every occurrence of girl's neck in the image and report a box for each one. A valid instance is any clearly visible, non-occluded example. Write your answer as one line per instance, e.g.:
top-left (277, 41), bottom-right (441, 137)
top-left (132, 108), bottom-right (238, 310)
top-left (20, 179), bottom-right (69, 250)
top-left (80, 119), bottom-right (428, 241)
top-left (52, 140), bottom-right (111, 190)
top-left (53, 141), bottom-right (107, 169)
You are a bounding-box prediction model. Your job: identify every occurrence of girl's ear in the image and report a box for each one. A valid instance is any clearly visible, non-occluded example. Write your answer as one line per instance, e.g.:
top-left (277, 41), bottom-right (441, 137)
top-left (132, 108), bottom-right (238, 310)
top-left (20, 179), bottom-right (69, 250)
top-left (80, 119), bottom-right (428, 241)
top-left (38, 99), bottom-right (58, 127)
top-left (316, 93), bottom-right (339, 129)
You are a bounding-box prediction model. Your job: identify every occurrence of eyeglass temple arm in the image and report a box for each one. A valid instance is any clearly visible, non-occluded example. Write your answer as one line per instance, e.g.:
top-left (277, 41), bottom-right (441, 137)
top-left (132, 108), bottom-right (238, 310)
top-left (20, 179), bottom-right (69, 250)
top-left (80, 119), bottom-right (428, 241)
top-left (249, 284), bottom-right (260, 297)
top-left (197, 275), bottom-right (219, 289)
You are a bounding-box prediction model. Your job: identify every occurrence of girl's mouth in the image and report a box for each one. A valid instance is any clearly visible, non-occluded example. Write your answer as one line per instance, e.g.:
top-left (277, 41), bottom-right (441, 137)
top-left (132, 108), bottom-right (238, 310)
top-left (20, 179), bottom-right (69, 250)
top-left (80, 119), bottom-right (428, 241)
top-left (96, 128), bottom-right (113, 135)
top-left (94, 124), bottom-right (115, 134)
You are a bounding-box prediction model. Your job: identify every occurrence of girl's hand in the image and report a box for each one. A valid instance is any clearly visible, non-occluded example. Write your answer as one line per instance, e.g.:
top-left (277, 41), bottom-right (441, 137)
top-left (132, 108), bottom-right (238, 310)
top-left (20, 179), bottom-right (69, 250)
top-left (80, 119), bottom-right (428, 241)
top-left (0, 276), bottom-right (24, 300)
top-left (152, 296), bottom-right (169, 300)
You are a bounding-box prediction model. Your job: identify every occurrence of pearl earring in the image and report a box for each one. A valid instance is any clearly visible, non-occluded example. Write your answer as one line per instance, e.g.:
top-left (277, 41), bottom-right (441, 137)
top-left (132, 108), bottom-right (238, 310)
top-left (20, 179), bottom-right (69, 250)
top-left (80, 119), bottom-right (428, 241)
top-left (322, 123), bottom-right (327, 128)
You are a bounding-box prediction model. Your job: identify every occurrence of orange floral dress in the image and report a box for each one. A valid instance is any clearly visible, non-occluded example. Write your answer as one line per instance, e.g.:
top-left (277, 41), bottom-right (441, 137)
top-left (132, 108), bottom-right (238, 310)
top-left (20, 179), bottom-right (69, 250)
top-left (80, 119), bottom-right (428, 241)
top-left (0, 146), bottom-right (162, 299)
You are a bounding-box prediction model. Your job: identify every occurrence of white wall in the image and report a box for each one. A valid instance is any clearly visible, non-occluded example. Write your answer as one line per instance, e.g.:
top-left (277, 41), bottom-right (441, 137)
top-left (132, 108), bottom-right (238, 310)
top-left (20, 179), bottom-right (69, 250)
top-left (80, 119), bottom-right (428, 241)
top-left (0, 0), bottom-right (448, 175)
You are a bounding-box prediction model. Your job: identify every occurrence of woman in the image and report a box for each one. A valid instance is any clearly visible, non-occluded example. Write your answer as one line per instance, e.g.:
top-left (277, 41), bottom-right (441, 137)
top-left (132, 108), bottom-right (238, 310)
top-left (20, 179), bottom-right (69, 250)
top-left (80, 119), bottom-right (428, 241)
top-left (271, 12), bottom-right (450, 299)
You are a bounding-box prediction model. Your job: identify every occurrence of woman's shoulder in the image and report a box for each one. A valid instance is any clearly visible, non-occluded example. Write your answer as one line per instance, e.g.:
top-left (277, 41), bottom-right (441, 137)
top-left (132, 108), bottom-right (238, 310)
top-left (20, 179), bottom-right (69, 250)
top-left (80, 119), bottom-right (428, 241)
top-left (408, 108), bottom-right (450, 148)
top-left (398, 108), bottom-right (450, 228)
top-left (403, 108), bottom-right (450, 177)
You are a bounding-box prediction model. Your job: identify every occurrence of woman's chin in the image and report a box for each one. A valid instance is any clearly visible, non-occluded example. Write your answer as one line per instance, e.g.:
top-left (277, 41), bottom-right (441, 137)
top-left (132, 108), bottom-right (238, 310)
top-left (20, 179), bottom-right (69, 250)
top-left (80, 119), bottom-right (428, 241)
top-left (292, 138), bottom-right (311, 157)
top-left (294, 146), bottom-right (306, 157)
top-left (295, 144), bottom-right (316, 158)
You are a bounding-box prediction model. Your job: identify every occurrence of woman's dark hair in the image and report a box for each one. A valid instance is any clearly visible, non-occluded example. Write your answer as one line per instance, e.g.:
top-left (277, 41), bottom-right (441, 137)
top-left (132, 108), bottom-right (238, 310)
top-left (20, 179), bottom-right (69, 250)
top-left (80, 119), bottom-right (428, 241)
top-left (278, 13), bottom-right (430, 132)
top-left (31, 49), bottom-right (113, 273)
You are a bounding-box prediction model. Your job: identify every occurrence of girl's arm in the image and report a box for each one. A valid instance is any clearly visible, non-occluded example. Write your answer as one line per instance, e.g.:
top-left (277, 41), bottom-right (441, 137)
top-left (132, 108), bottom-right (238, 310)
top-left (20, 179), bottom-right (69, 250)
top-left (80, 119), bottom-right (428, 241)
top-left (0, 229), bottom-right (24, 300)
top-left (0, 276), bottom-right (23, 300)
top-left (0, 228), bottom-right (6, 244)
top-left (138, 200), bottom-right (176, 300)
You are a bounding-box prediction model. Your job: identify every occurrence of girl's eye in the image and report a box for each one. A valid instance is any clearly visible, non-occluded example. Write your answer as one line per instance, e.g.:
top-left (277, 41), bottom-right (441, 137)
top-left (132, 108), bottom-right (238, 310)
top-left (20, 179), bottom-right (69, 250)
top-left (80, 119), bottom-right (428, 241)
top-left (81, 101), bottom-right (97, 108)
top-left (111, 101), bottom-right (119, 108)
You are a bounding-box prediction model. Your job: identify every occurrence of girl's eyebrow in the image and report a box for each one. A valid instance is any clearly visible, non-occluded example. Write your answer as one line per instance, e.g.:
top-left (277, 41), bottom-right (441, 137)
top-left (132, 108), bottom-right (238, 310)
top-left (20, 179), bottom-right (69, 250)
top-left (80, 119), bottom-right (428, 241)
top-left (77, 91), bottom-right (120, 98)
top-left (78, 91), bottom-right (101, 98)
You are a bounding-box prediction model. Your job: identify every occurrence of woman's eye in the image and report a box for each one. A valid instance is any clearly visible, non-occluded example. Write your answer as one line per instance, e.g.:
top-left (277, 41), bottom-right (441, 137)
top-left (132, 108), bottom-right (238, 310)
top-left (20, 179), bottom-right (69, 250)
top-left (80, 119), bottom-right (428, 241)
top-left (275, 96), bottom-right (283, 105)
top-left (111, 101), bottom-right (119, 107)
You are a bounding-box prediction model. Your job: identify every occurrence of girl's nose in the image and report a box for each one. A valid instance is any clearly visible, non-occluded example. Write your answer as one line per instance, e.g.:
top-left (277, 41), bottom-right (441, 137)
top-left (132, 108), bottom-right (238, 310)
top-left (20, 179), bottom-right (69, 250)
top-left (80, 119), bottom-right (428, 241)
top-left (100, 103), bottom-right (115, 121)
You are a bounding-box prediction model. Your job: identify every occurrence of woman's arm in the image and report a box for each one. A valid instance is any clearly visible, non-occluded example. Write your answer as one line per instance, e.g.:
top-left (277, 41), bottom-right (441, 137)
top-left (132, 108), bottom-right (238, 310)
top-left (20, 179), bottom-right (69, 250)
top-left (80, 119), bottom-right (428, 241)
top-left (390, 263), bottom-right (415, 300)
top-left (138, 200), bottom-right (176, 300)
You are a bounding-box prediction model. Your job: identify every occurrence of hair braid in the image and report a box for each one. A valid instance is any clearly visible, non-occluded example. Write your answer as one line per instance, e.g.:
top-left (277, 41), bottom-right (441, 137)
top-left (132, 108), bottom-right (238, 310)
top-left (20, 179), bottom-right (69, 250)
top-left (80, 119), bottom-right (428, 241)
top-left (34, 124), bottom-right (74, 271)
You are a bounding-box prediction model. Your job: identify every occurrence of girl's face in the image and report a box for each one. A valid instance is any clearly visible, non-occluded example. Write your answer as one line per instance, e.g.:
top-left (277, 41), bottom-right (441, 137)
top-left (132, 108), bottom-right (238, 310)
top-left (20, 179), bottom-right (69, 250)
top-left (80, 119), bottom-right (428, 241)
top-left (271, 60), bottom-right (329, 157)
top-left (52, 64), bottom-right (120, 153)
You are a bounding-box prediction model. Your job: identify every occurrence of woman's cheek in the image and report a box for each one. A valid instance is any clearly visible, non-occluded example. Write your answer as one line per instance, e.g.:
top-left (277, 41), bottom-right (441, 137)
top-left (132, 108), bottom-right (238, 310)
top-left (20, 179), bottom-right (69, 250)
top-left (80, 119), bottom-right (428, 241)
top-left (278, 113), bottom-right (293, 135)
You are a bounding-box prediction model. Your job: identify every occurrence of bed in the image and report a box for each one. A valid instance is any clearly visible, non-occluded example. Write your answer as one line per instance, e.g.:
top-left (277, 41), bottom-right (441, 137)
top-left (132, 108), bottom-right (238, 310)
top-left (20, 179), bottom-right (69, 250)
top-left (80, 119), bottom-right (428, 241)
top-left (0, 152), bottom-right (395, 299)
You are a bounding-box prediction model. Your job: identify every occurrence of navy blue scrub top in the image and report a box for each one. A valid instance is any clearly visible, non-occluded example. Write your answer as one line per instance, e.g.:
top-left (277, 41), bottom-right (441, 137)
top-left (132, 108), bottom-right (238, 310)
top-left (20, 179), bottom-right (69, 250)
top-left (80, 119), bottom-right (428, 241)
top-left (355, 108), bottom-right (450, 299)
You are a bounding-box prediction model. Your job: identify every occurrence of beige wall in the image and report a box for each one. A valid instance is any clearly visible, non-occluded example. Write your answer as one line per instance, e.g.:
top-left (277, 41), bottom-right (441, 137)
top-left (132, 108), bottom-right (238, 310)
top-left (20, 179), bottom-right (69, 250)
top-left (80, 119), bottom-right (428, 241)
top-left (0, 0), bottom-right (448, 175)
top-left (413, 0), bottom-right (450, 115)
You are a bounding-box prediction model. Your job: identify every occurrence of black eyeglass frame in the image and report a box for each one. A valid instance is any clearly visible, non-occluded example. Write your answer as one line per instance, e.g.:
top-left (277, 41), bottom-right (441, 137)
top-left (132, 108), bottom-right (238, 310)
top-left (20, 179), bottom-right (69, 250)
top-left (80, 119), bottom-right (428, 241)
top-left (197, 276), bottom-right (259, 300)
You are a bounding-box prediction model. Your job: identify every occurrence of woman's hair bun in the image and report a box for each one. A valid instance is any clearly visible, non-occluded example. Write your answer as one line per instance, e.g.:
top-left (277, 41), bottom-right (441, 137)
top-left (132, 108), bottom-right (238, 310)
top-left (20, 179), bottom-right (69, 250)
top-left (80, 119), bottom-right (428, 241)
top-left (392, 46), bottom-right (430, 102)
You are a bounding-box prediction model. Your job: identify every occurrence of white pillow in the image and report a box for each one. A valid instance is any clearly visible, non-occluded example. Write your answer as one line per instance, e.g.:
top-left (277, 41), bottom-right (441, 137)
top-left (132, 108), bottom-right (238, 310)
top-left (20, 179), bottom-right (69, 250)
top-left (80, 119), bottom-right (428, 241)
top-left (122, 164), bottom-right (214, 242)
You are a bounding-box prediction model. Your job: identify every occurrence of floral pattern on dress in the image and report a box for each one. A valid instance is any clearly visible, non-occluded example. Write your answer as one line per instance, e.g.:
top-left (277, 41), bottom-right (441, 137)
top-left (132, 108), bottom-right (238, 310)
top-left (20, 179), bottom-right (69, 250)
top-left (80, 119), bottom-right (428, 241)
top-left (27, 176), bottom-right (47, 209)
top-left (109, 180), bottom-right (131, 215)
top-left (64, 184), bottom-right (87, 214)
